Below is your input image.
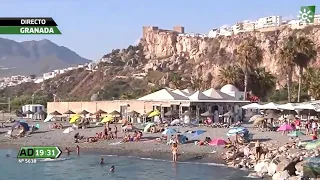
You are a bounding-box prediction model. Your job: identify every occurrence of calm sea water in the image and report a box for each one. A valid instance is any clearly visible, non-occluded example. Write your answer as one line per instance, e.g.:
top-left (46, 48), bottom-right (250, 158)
top-left (0, 149), bottom-right (251, 180)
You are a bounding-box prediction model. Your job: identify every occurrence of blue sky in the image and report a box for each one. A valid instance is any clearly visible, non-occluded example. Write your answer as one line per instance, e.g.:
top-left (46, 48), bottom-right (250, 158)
top-left (0, 0), bottom-right (319, 60)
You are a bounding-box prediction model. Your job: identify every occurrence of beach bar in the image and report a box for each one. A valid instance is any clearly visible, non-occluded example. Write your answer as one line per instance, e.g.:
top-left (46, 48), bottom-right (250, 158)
top-left (47, 84), bottom-right (251, 120)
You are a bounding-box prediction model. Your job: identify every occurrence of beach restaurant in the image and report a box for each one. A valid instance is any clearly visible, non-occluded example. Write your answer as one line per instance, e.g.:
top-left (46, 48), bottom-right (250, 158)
top-left (47, 84), bottom-right (250, 120)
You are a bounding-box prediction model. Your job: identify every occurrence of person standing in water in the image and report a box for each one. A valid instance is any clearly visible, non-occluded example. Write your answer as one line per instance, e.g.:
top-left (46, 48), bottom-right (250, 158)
top-left (110, 166), bottom-right (115, 172)
top-left (76, 145), bottom-right (80, 156)
top-left (100, 158), bottom-right (104, 165)
top-left (171, 143), bottom-right (178, 162)
top-left (65, 148), bottom-right (72, 155)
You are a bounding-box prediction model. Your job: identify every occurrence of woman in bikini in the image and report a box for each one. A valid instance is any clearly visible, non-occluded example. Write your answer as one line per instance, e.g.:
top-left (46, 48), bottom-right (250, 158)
top-left (171, 143), bottom-right (178, 162)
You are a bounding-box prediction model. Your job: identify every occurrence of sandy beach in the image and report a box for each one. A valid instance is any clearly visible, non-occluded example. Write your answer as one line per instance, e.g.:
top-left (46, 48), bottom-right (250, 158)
top-left (0, 120), bottom-right (306, 164)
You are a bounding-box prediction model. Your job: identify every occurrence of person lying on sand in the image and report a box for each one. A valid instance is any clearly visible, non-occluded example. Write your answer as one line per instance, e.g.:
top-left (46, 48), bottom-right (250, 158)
top-left (52, 123), bottom-right (63, 129)
top-left (0, 122), bottom-right (5, 128)
top-left (86, 137), bottom-right (98, 143)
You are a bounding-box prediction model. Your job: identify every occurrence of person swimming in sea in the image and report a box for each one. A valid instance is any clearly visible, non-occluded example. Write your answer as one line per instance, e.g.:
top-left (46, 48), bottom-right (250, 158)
top-left (100, 158), bottom-right (104, 165)
top-left (6, 154), bottom-right (9, 158)
top-left (110, 166), bottom-right (115, 172)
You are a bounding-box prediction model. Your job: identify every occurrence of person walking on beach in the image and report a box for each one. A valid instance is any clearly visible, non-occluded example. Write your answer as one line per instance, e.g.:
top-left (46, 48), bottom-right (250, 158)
top-left (171, 143), bottom-right (178, 162)
top-left (255, 140), bottom-right (261, 160)
top-left (76, 145), bottom-right (80, 156)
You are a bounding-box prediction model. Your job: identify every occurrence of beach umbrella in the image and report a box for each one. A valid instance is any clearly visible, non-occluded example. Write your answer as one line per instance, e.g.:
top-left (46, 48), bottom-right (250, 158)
top-left (191, 130), bottom-right (206, 137)
top-left (277, 103), bottom-right (296, 111)
top-left (162, 128), bottom-right (177, 136)
top-left (241, 103), bottom-right (261, 109)
top-left (12, 121), bottom-right (29, 131)
top-left (277, 124), bottom-right (294, 131)
top-left (249, 115), bottom-right (263, 122)
top-left (164, 110), bottom-right (178, 117)
top-left (223, 111), bottom-right (234, 117)
top-left (127, 110), bottom-right (139, 116)
top-left (200, 111), bottom-right (213, 117)
top-left (305, 140), bottom-right (320, 150)
top-left (109, 110), bottom-right (121, 116)
top-left (50, 111), bottom-right (62, 116)
top-left (94, 109), bottom-right (107, 115)
top-left (63, 127), bottom-right (74, 134)
top-left (227, 127), bottom-right (248, 134)
top-left (79, 110), bottom-right (90, 115)
top-left (101, 116), bottom-right (113, 123)
top-left (69, 115), bottom-right (81, 124)
top-left (170, 119), bottom-right (181, 125)
top-left (182, 110), bottom-right (192, 116)
top-left (209, 139), bottom-right (227, 146)
top-left (288, 131), bottom-right (305, 137)
top-left (259, 102), bottom-right (279, 110)
top-left (64, 110), bottom-right (75, 115)
top-left (148, 110), bottom-right (160, 118)
top-left (144, 122), bottom-right (155, 132)
top-left (24, 110), bottom-right (34, 115)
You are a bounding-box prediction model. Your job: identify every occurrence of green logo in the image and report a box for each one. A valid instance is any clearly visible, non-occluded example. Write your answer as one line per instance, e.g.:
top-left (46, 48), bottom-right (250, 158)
top-left (298, 6), bottom-right (316, 23)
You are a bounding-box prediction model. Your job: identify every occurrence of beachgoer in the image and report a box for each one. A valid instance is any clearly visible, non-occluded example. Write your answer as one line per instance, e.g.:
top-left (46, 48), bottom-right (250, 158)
top-left (305, 121), bottom-right (311, 135)
top-left (76, 145), bottom-right (80, 155)
top-left (110, 166), bottom-right (115, 172)
top-left (312, 120), bottom-right (318, 136)
top-left (255, 140), bottom-right (261, 160)
top-left (171, 143), bottom-right (178, 162)
top-left (114, 125), bottom-right (118, 139)
top-left (295, 118), bottom-right (301, 131)
top-left (100, 157), bottom-right (104, 165)
top-left (65, 148), bottom-right (71, 155)
top-left (103, 127), bottom-right (108, 140)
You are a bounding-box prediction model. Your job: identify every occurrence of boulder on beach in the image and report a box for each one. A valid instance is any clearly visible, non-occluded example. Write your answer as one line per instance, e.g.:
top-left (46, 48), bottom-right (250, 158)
top-left (272, 170), bottom-right (290, 180)
top-left (254, 160), bottom-right (270, 174)
top-left (276, 158), bottom-right (300, 175)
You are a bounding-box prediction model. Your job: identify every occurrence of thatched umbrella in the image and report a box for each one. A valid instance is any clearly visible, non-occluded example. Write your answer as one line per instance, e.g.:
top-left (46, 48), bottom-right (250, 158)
top-left (79, 110), bottom-right (89, 115)
top-left (223, 111), bottom-right (234, 117)
top-left (249, 114), bottom-right (263, 122)
top-left (127, 110), bottom-right (139, 116)
top-left (64, 110), bottom-right (75, 115)
top-left (50, 111), bottom-right (62, 116)
top-left (94, 109), bottom-right (107, 115)
top-left (201, 111), bottom-right (214, 117)
top-left (109, 110), bottom-right (121, 117)
top-left (164, 110), bottom-right (178, 117)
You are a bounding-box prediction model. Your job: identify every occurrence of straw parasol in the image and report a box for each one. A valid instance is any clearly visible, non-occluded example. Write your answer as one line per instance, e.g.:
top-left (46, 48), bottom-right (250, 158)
top-left (109, 110), bottom-right (121, 117)
top-left (94, 109), bottom-right (107, 115)
top-left (79, 110), bottom-right (90, 115)
top-left (201, 111), bottom-right (214, 117)
top-left (64, 110), bottom-right (75, 115)
top-left (50, 111), bottom-right (62, 116)
top-left (127, 110), bottom-right (139, 116)
top-left (164, 110), bottom-right (178, 117)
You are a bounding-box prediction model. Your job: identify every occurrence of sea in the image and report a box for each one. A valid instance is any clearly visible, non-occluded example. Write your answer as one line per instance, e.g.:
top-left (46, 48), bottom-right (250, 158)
top-left (0, 149), bottom-right (252, 180)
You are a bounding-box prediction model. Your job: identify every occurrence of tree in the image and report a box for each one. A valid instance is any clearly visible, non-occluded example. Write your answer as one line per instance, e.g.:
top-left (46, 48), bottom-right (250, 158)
top-left (169, 73), bottom-right (182, 89)
top-left (277, 36), bottom-right (296, 102)
top-left (292, 36), bottom-right (317, 102)
top-left (302, 67), bottom-right (320, 99)
top-left (236, 39), bottom-right (263, 100)
top-left (218, 65), bottom-right (242, 86)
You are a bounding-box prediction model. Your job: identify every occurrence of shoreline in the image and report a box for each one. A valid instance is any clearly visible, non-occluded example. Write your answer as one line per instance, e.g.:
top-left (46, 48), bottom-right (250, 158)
top-left (0, 143), bottom-right (226, 165)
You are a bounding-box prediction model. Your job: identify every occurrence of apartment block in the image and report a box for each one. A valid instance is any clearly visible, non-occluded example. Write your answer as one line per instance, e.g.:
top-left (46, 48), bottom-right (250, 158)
top-left (242, 20), bottom-right (256, 31)
top-left (255, 16), bottom-right (282, 29)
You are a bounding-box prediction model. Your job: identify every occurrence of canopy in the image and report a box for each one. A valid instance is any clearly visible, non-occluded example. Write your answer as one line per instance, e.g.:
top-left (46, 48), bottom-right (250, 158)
top-left (241, 103), bottom-right (261, 109)
top-left (259, 102), bottom-right (279, 110)
top-left (69, 115), bottom-right (81, 124)
top-left (12, 121), bottom-right (29, 131)
top-left (50, 111), bottom-right (62, 116)
top-left (294, 103), bottom-right (316, 110)
top-left (148, 110), bottom-right (160, 118)
top-left (277, 103), bottom-right (296, 111)
top-left (201, 111), bottom-right (213, 117)
top-left (287, 131), bottom-right (305, 137)
top-left (95, 109), bottom-right (107, 114)
top-left (64, 110), bottom-right (75, 114)
top-left (144, 122), bottom-right (155, 132)
top-left (209, 139), bottom-right (227, 146)
top-left (162, 128), bottom-right (177, 136)
top-left (101, 116), bottom-right (113, 123)
top-left (164, 110), bottom-right (178, 117)
top-left (78, 110), bottom-right (90, 115)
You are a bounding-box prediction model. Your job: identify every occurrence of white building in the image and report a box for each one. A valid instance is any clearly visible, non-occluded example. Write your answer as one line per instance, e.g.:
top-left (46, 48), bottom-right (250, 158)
top-left (255, 16), bottom-right (282, 29)
top-left (314, 14), bottom-right (320, 25)
top-left (43, 72), bottom-right (56, 80)
top-left (219, 27), bottom-right (233, 36)
top-left (208, 28), bottom-right (219, 38)
top-left (242, 20), bottom-right (256, 31)
top-left (231, 23), bottom-right (243, 34)
top-left (220, 84), bottom-right (245, 101)
top-left (22, 104), bottom-right (45, 119)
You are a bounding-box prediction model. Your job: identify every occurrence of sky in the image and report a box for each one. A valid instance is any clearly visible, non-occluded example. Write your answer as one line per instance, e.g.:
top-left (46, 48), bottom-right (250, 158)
top-left (0, 0), bottom-right (319, 61)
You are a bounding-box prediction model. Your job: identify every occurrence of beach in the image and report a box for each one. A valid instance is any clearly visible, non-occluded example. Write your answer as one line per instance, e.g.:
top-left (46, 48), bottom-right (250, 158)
top-left (0, 120), bottom-right (305, 164)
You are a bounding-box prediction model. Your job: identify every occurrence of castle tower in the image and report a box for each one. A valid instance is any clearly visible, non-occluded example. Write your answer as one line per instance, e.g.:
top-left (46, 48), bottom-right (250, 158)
top-left (173, 26), bottom-right (185, 34)
top-left (142, 26), bottom-right (159, 37)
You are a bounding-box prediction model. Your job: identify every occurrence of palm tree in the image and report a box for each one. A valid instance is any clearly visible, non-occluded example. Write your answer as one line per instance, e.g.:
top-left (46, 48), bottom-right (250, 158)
top-left (277, 36), bottom-right (296, 102)
top-left (236, 39), bottom-right (263, 100)
top-left (292, 36), bottom-right (317, 102)
top-left (249, 67), bottom-right (276, 101)
top-left (218, 65), bottom-right (241, 85)
top-left (170, 73), bottom-right (182, 89)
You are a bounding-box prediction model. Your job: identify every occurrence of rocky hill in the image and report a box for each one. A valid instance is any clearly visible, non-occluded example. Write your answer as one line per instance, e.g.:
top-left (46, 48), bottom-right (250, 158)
top-left (1, 25), bottom-right (320, 101)
top-left (0, 38), bottom-right (91, 76)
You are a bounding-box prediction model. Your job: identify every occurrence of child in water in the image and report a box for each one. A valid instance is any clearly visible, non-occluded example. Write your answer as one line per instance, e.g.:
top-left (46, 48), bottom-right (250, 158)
top-left (171, 143), bottom-right (178, 162)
